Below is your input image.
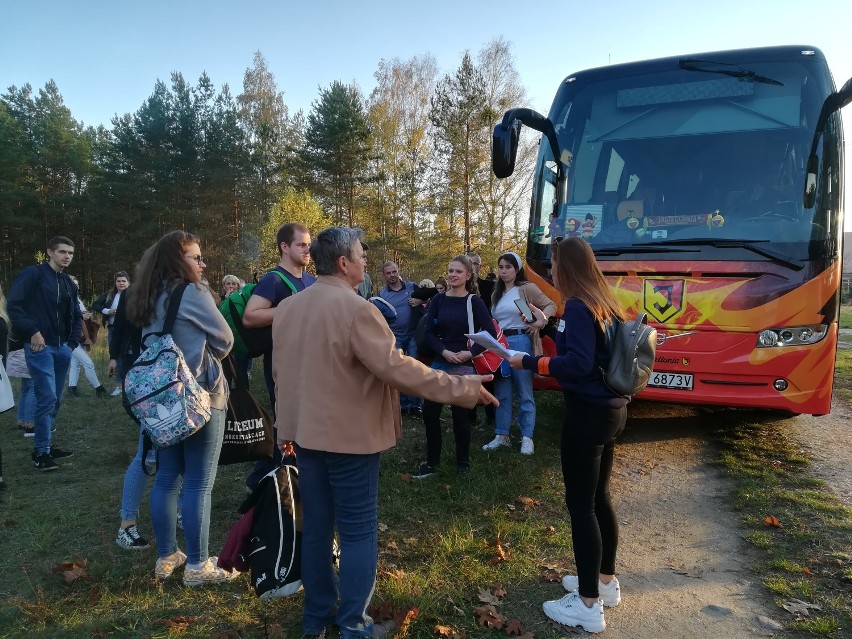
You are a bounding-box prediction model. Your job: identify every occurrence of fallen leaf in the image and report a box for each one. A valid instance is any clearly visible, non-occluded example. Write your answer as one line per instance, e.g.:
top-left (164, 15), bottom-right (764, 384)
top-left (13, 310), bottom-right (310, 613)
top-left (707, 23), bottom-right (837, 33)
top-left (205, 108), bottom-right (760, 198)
top-left (158, 615), bottom-right (198, 630)
top-left (53, 559), bottom-right (88, 585)
top-left (782, 598), bottom-right (822, 617)
top-left (474, 605), bottom-right (504, 629)
top-left (803, 567), bottom-right (812, 576)
top-left (503, 618), bottom-right (527, 636)
top-left (378, 522), bottom-right (388, 532)
top-left (764, 515), bottom-right (782, 528)
top-left (478, 587), bottom-right (502, 605)
top-left (395, 606), bottom-right (419, 636)
top-left (491, 583), bottom-right (507, 598)
top-left (545, 525), bottom-right (556, 534)
top-left (399, 472), bottom-right (413, 482)
top-left (515, 496), bottom-right (540, 510)
top-left (487, 537), bottom-right (510, 565)
top-left (435, 624), bottom-right (464, 639)
top-left (4, 519), bottom-right (17, 527)
top-left (542, 569), bottom-right (562, 583)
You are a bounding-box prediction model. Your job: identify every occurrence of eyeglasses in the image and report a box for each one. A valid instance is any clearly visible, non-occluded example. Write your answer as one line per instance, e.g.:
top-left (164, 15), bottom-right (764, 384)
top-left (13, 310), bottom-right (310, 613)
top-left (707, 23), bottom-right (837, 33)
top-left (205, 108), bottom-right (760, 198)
top-left (185, 255), bottom-right (205, 265)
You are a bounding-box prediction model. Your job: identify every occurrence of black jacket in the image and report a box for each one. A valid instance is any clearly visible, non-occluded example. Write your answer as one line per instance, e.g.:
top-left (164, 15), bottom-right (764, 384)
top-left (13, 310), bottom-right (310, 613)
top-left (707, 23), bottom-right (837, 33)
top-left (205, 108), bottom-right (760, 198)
top-left (7, 263), bottom-right (82, 350)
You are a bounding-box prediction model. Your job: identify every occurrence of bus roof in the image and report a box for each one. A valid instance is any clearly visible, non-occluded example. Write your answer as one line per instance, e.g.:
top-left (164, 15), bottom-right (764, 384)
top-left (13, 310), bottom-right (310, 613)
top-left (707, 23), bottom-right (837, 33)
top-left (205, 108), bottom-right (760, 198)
top-left (560, 45), bottom-right (828, 85)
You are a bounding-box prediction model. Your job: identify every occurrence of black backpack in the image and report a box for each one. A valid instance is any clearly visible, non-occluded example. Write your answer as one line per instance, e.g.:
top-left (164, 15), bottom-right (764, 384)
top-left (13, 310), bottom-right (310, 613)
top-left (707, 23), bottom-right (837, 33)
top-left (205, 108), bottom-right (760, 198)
top-left (242, 463), bottom-right (303, 599)
top-left (414, 293), bottom-right (444, 359)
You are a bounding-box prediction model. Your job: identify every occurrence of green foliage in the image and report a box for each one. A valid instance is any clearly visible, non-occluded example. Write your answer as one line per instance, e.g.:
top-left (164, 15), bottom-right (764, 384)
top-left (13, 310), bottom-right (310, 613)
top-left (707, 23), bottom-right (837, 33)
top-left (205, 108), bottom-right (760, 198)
top-left (1, 40), bottom-right (536, 295)
top-left (256, 188), bottom-right (332, 272)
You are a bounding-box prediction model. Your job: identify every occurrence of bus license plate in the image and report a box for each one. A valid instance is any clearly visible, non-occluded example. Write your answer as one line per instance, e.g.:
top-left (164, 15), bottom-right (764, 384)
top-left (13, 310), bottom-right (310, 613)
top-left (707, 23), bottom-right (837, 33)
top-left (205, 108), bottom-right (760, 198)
top-left (649, 372), bottom-right (693, 390)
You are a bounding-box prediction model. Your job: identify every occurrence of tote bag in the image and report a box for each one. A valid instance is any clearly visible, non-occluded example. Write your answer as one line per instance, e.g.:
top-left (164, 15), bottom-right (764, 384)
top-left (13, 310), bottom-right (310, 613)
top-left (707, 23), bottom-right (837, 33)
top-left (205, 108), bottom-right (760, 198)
top-left (219, 358), bottom-right (274, 465)
top-left (0, 358), bottom-right (14, 413)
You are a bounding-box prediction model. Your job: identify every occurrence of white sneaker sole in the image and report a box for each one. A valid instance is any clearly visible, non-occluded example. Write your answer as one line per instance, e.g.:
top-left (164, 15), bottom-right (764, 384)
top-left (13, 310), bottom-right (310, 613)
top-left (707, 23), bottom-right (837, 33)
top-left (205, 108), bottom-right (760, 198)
top-left (542, 600), bottom-right (605, 633)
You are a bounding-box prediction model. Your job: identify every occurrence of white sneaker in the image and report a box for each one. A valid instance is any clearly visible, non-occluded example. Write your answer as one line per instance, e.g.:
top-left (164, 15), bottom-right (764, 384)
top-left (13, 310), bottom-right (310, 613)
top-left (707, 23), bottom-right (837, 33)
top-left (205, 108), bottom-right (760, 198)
top-left (542, 592), bottom-right (605, 633)
top-left (520, 437), bottom-right (534, 455)
top-left (155, 549), bottom-right (187, 580)
top-left (482, 435), bottom-right (510, 451)
top-left (111, 387), bottom-right (122, 397)
top-left (182, 557), bottom-right (240, 586)
top-left (561, 574), bottom-right (621, 607)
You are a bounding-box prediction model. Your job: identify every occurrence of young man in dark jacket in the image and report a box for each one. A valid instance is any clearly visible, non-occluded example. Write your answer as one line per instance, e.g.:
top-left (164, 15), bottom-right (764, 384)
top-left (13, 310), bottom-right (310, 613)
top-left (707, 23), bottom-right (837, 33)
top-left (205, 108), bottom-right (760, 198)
top-left (7, 236), bottom-right (83, 471)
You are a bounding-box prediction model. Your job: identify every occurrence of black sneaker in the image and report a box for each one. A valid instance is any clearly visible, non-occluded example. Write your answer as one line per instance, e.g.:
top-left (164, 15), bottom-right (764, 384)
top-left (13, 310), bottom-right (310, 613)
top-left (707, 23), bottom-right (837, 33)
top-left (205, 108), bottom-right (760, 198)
top-left (95, 386), bottom-right (107, 398)
top-left (33, 453), bottom-right (58, 471)
top-left (411, 462), bottom-right (437, 479)
top-left (68, 386), bottom-right (80, 398)
top-left (409, 407), bottom-right (422, 416)
top-left (456, 464), bottom-right (470, 476)
top-left (49, 447), bottom-right (74, 460)
top-left (116, 524), bottom-right (150, 550)
top-left (23, 426), bottom-right (35, 437)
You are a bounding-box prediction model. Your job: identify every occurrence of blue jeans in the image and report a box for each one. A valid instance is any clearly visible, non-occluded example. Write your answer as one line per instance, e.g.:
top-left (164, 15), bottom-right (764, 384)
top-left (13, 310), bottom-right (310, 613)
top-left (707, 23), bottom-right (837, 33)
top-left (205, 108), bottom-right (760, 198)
top-left (24, 343), bottom-right (72, 454)
top-left (493, 333), bottom-right (536, 439)
top-left (17, 377), bottom-right (36, 424)
top-left (120, 431), bottom-right (150, 521)
top-left (150, 408), bottom-right (225, 564)
top-left (296, 445), bottom-right (380, 638)
top-left (395, 333), bottom-right (420, 410)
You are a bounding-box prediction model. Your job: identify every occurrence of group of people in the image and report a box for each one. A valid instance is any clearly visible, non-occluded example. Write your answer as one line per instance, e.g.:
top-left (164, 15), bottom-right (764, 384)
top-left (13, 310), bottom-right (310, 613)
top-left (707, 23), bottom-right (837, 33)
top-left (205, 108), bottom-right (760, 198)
top-left (0, 227), bottom-right (629, 636)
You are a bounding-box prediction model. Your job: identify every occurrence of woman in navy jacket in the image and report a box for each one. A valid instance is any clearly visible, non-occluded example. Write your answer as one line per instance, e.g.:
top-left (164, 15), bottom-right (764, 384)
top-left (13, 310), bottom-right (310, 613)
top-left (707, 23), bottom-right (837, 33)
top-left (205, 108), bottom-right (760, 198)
top-left (509, 237), bottom-right (627, 634)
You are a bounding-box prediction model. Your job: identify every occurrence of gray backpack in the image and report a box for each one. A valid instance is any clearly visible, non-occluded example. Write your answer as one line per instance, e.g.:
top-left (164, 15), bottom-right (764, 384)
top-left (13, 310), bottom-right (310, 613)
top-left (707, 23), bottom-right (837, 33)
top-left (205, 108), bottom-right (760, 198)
top-left (599, 313), bottom-right (657, 397)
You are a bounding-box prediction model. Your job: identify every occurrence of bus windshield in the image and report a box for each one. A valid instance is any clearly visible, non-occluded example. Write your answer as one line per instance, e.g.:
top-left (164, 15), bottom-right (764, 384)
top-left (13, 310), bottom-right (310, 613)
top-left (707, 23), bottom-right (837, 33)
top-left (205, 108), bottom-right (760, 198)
top-left (531, 57), bottom-right (840, 261)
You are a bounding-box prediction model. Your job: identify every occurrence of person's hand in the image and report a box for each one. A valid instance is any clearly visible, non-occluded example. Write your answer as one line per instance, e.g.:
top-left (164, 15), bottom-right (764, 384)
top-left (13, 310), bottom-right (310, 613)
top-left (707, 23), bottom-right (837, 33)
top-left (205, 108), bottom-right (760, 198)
top-left (472, 374), bottom-right (499, 405)
top-left (443, 350), bottom-right (464, 364)
top-left (107, 359), bottom-right (117, 376)
top-left (456, 350), bottom-right (472, 363)
top-left (30, 332), bottom-right (45, 352)
top-left (82, 311), bottom-right (93, 320)
top-left (408, 297), bottom-right (422, 307)
top-left (509, 353), bottom-right (526, 370)
top-left (529, 303), bottom-right (547, 326)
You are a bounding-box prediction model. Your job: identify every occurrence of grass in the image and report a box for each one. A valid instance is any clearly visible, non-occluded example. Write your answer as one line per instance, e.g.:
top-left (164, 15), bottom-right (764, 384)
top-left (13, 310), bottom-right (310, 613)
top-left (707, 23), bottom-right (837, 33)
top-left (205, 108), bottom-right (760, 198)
top-left (1, 344), bottom-right (851, 638)
top-left (839, 306), bottom-right (852, 330)
top-left (0, 344), bottom-right (576, 638)
top-left (712, 350), bottom-right (852, 638)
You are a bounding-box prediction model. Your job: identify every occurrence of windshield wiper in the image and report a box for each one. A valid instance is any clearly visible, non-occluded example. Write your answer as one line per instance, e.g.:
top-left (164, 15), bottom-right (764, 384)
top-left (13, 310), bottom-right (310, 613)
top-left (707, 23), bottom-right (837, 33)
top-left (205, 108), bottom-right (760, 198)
top-left (678, 58), bottom-right (784, 86)
top-left (639, 238), bottom-right (802, 270)
top-left (593, 245), bottom-right (696, 257)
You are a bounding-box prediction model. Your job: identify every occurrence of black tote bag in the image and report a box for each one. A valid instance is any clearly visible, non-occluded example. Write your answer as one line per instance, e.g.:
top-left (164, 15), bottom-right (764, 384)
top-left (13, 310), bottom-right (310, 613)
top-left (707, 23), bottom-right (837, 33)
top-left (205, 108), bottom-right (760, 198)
top-left (219, 358), bottom-right (275, 465)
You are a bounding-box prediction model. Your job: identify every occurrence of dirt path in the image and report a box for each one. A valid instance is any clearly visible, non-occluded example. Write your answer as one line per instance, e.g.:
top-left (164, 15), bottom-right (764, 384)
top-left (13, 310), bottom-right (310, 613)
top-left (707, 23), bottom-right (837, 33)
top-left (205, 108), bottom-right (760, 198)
top-left (599, 402), bottom-right (784, 638)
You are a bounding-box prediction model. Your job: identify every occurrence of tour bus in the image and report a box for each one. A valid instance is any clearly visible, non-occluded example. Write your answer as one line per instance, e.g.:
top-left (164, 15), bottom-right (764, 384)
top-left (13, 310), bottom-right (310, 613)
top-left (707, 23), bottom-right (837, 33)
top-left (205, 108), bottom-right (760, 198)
top-left (492, 46), bottom-right (852, 415)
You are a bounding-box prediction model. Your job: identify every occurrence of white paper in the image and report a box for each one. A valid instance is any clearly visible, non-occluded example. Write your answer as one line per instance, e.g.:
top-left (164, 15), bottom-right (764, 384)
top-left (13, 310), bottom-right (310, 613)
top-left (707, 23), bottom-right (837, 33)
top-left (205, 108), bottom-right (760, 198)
top-left (465, 331), bottom-right (524, 360)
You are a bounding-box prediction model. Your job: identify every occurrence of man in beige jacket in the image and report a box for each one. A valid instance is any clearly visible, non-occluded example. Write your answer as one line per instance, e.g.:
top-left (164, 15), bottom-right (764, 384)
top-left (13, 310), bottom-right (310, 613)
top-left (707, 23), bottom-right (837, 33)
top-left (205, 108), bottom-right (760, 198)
top-left (272, 227), bottom-right (497, 639)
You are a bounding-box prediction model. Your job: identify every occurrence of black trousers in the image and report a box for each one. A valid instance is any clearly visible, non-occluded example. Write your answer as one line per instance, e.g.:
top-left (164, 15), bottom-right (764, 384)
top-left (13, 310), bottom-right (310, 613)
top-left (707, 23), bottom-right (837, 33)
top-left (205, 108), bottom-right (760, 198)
top-left (560, 393), bottom-right (626, 600)
top-left (422, 400), bottom-right (471, 468)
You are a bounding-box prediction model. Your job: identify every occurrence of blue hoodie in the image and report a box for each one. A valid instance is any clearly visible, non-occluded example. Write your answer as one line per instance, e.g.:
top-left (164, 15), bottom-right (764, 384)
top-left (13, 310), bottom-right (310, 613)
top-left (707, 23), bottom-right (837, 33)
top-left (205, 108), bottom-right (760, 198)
top-left (522, 299), bottom-right (628, 407)
top-left (7, 263), bottom-right (82, 350)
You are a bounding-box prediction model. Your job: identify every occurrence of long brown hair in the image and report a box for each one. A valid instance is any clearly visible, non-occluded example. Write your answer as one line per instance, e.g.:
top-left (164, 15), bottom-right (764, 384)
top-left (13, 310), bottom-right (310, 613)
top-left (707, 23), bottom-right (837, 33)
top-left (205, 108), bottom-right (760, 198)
top-left (552, 238), bottom-right (625, 328)
top-left (449, 255), bottom-right (479, 295)
top-left (126, 231), bottom-right (201, 327)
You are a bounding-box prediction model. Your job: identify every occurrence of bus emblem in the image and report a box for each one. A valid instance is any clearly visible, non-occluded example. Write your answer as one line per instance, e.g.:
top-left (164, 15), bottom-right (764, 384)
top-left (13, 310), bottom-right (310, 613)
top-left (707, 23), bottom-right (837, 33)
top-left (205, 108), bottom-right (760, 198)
top-left (644, 279), bottom-right (685, 323)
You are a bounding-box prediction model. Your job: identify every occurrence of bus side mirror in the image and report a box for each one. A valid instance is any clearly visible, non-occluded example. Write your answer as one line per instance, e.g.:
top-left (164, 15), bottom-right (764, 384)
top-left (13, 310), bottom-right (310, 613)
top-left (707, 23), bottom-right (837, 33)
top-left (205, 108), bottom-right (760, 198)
top-left (492, 119), bottom-right (521, 178)
top-left (803, 76), bottom-right (852, 209)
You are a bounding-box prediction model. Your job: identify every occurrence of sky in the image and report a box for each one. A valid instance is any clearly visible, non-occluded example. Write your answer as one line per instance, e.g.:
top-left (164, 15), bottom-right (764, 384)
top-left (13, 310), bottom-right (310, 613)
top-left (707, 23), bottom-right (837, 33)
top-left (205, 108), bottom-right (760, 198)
top-left (2, 0), bottom-right (851, 223)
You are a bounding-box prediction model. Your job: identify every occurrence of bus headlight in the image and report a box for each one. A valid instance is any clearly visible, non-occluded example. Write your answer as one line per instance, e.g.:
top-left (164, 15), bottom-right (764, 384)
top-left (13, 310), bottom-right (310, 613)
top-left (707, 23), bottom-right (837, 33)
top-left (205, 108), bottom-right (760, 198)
top-left (755, 325), bottom-right (828, 348)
